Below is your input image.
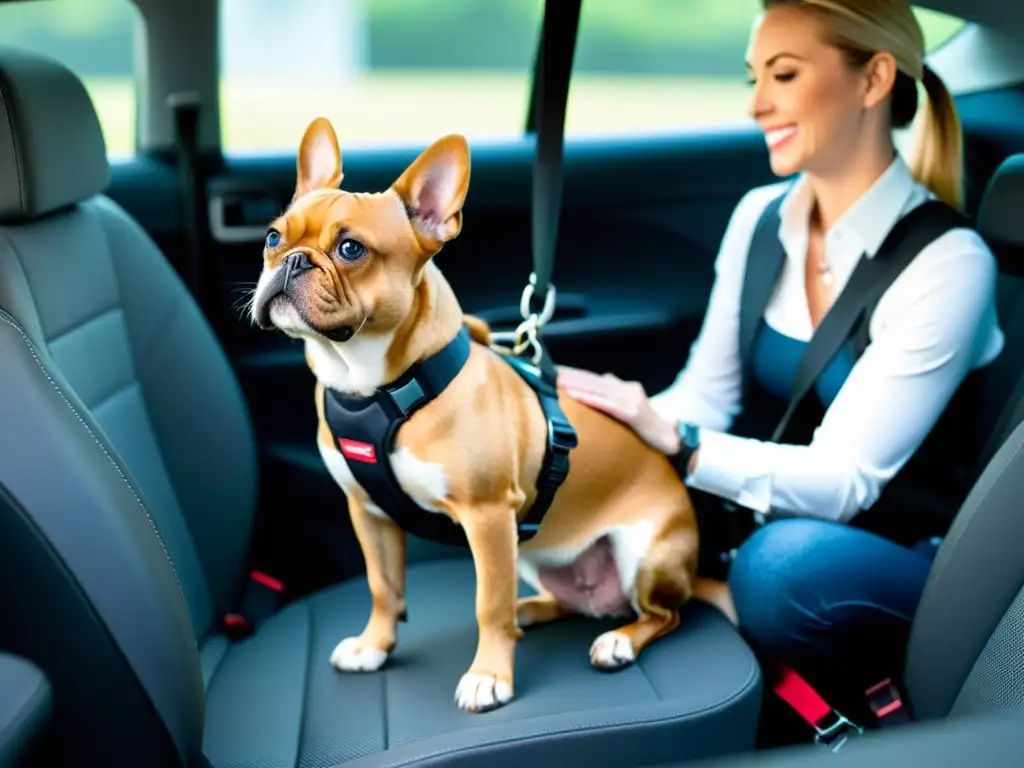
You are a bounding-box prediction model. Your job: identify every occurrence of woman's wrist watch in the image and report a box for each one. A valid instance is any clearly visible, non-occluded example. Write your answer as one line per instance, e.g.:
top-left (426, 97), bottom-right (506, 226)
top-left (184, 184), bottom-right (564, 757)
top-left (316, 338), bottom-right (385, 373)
top-left (669, 421), bottom-right (701, 479)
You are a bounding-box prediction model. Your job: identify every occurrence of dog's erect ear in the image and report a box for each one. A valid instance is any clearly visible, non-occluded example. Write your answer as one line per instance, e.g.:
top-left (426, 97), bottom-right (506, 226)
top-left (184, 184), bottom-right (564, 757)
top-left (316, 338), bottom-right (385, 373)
top-left (294, 117), bottom-right (343, 201)
top-left (392, 134), bottom-right (470, 246)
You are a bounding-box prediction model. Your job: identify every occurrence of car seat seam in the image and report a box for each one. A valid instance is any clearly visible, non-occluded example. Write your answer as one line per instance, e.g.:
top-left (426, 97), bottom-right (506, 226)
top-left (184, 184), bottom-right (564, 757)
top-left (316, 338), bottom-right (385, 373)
top-left (369, 657), bottom-right (761, 768)
top-left (45, 303), bottom-right (120, 346)
top-left (294, 600), bottom-right (315, 768)
top-left (0, 65), bottom-right (26, 215)
top-left (0, 308), bottom-right (190, 612)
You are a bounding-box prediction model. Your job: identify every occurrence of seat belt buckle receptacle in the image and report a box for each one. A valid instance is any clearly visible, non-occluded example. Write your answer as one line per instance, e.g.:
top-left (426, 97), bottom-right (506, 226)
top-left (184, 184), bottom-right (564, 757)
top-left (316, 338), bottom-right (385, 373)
top-left (866, 677), bottom-right (910, 725)
top-left (222, 570), bottom-right (285, 640)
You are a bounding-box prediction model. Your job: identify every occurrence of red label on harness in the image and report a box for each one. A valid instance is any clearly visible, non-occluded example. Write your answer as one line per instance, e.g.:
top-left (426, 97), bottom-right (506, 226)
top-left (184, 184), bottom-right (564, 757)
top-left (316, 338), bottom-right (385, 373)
top-left (338, 438), bottom-right (377, 463)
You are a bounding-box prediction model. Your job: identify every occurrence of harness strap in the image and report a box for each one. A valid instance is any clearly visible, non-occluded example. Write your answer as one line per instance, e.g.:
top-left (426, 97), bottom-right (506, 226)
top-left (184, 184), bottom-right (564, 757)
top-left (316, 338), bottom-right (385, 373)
top-left (324, 326), bottom-right (474, 547)
top-left (324, 326), bottom-right (578, 546)
top-left (503, 355), bottom-right (579, 535)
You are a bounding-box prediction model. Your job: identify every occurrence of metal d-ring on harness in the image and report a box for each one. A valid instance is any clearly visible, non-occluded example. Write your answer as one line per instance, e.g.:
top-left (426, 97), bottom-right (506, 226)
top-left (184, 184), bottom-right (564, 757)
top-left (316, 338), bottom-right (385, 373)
top-left (489, 273), bottom-right (557, 371)
top-left (322, 0), bottom-right (583, 548)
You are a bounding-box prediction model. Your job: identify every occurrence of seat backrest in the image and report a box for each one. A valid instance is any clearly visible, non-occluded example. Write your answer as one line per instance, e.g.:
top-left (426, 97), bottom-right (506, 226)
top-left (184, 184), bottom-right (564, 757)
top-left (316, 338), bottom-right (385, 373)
top-left (0, 47), bottom-right (257, 765)
top-left (905, 415), bottom-right (1024, 720)
top-left (970, 155), bottom-right (1024, 467)
top-left (904, 154), bottom-right (1024, 721)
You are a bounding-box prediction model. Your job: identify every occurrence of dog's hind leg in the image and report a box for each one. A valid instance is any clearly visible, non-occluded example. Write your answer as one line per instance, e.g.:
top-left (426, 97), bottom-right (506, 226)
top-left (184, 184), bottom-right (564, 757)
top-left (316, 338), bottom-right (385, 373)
top-left (516, 591), bottom-right (576, 630)
top-left (589, 525), bottom-right (697, 671)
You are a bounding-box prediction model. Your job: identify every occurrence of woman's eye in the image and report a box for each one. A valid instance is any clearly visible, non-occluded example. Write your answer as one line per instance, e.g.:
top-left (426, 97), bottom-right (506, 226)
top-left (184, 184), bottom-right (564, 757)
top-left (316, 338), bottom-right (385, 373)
top-left (337, 238), bottom-right (367, 262)
top-left (266, 230), bottom-right (281, 248)
top-left (774, 72), bottom-right (796, 82)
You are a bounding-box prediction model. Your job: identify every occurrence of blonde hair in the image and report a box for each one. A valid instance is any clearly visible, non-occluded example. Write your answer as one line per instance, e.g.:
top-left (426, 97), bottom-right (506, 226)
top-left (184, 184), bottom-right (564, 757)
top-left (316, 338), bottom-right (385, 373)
top-left (763, 0), bottom-right (964, 210)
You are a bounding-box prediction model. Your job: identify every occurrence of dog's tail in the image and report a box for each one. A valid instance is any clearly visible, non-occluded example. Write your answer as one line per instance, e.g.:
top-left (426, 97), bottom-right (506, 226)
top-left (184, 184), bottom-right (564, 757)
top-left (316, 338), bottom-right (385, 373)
top-left (692, 577), bottom-right (738, 626)
top-left (463, 314), bottom-right (492, 345)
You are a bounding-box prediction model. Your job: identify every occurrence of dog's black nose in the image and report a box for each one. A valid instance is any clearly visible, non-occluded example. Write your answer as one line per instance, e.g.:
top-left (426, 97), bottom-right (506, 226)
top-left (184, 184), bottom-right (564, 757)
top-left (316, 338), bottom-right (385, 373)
top-left (282, 250), bottom-right (314, 293)
top-left (286, 250), bottom-right (314, 276)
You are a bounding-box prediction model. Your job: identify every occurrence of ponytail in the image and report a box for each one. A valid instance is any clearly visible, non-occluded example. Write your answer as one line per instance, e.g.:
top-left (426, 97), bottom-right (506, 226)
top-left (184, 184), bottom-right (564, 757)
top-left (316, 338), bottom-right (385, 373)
top-left (908, 64), bottom-right (964, 211)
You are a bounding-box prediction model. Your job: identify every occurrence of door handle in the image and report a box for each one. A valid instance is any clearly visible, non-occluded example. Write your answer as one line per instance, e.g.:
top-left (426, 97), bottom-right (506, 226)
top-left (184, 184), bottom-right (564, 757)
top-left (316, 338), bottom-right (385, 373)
top-left (208, 190), bottom-right (283, 243)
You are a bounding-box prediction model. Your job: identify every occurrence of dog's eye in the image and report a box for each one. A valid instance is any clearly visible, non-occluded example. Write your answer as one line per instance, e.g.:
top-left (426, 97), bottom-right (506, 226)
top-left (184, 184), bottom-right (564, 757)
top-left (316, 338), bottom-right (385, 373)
top-left (266, 229), bottom-right (281, 249)
top-left (337, 238), bottom-right (367, 262)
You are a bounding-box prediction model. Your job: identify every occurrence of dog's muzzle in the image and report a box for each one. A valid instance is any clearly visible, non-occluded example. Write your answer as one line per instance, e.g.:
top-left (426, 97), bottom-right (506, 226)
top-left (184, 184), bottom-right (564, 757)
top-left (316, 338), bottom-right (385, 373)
top-left (253, 250), bottom-right (356, 342)
top-left (253, 251), bottom-right (316, 330)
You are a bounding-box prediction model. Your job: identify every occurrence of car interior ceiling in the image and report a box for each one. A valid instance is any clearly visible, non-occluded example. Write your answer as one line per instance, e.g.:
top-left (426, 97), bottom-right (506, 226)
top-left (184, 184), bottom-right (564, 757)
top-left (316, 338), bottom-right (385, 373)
top-left (0, 0), bottom-right (1023, 766)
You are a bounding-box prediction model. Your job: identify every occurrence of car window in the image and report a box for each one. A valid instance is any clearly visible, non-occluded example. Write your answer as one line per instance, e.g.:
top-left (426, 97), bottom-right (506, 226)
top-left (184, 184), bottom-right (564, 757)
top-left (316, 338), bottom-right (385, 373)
top-left (565, 0), bottom-right (967, 138)
top-left (218, 0), bottom-right (543, 155)
top-left (0, 0), bottom-right (138, 159)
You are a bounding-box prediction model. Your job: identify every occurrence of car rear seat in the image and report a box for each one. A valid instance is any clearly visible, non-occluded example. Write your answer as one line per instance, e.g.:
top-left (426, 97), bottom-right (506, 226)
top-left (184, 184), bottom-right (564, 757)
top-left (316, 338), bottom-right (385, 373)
top-left (0, 48), bottom-right (761, 767)
top-left (970, 154), bottom-right (1024, 471)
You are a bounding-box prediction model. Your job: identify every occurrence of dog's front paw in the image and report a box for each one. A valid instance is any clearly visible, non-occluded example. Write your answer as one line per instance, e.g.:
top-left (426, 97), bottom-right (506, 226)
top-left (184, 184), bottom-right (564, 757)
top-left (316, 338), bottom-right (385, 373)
top-left (589, 630), bottom-right (635, 671)
top-left (454, 671), bottom-right (513, 713)
top-left (330, 636), bottom-right (389, 672)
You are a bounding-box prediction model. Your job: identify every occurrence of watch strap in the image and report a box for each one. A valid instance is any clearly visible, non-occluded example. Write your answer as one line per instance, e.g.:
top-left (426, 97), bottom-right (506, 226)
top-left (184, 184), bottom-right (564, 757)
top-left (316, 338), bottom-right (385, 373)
top-left (671, 421), bottom-right (700, 479)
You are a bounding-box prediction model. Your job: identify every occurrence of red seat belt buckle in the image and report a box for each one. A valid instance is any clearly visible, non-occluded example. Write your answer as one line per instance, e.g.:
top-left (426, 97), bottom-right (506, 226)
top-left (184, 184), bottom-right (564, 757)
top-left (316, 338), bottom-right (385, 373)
top-left (221, 570), bottom-right (286, 641)
top-left (249, 570), bottom-right (284, 593)
top-left (772, 664), bottom-right (863, 751)
top-left (866, 677), bottom-right (910, 725)
top-left (221, 612), bottom-right (254, 640)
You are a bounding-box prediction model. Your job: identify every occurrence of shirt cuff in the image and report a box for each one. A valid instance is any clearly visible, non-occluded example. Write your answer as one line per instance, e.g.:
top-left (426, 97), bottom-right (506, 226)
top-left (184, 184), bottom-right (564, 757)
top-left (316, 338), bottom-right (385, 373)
top-left (685, 429), bottom-right (774, 514)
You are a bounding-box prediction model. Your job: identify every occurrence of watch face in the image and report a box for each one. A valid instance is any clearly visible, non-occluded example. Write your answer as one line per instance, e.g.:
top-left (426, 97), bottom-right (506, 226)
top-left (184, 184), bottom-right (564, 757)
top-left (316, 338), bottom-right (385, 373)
top-left (680, 423), bottom-right (700, 449)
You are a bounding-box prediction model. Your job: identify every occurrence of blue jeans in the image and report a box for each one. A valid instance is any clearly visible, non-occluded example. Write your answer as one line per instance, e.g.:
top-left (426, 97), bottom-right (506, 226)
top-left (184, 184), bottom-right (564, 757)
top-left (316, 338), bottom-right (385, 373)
top-left (728, 518), bottom-right (938, 716)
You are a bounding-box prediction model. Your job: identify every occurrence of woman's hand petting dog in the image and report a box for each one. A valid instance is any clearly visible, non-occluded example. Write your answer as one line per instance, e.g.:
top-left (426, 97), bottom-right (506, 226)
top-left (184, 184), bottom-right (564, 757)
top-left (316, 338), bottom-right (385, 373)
top-left (556, 366), bottom-right (680, 457)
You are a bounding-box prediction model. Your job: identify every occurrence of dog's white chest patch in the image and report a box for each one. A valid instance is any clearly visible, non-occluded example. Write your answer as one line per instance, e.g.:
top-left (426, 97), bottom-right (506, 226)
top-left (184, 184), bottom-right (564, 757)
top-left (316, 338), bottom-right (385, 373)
top-left (318, 439), bottom-right (449, 520)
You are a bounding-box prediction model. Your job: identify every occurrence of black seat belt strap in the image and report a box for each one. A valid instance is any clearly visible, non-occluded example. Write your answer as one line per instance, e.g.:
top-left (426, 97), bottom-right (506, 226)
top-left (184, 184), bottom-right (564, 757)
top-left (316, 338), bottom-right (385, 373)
top-left (167, 92), bottom-right (205, 306)
top-left (738, 190), bottom-right (790, 384)
top-left (523, 0), bottom-right (581, 383)
top-left (773, 200), bottom-right (968, 445)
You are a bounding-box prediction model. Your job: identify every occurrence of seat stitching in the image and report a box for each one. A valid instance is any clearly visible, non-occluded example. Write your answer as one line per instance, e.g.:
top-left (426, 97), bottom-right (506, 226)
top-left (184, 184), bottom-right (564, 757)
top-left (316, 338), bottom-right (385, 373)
top-left (294, 600), bottom-right (315, 768)
top-left (0, 308), bottom-right (188, 609)
top-left (370, 657), bottom-right (761, 768)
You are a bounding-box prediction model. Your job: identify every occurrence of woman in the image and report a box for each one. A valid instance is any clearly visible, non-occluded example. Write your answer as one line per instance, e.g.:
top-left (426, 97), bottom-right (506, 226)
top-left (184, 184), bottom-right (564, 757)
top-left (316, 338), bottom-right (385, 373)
top-left (557, 0), bottom-right (1004, 720)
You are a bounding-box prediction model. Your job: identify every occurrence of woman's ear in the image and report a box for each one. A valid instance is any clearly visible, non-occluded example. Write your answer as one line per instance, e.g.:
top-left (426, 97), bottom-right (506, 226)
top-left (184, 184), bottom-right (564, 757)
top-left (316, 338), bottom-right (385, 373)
top-left (861, 51), bottom-right (899, 112)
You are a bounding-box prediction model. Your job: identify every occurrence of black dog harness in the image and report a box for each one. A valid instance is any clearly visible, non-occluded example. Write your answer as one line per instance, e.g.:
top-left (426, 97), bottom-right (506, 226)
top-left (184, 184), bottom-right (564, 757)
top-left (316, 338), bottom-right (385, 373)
top-left (322, 325), bottom-right (578, 546)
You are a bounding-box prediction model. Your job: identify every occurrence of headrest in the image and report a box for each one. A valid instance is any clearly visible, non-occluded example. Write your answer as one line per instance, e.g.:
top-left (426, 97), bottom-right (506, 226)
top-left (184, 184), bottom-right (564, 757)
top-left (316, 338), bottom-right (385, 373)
top-left (978, 154), bottom-right (1024, 250)
top-left (0, 45), bottom-right (109, 222)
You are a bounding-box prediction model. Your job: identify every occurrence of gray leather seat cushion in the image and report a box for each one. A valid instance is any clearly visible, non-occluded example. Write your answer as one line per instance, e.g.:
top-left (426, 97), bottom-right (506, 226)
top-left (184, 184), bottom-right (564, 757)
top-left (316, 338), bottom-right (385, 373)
top-left (202, 560), bottom-right (762, 768)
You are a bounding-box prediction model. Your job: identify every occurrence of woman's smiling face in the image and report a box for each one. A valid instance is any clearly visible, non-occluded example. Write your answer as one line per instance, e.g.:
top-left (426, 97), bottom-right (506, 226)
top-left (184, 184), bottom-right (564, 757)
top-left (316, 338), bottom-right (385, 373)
top-left (745, 3), bottom-right (877, 178)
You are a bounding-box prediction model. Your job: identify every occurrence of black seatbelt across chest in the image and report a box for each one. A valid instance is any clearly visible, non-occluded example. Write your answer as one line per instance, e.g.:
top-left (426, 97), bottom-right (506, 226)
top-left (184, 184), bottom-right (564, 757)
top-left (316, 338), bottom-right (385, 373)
top-left (740, 197), bottom-right (970, 446)
top-left (322, 325), bottom-right (576, 547)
